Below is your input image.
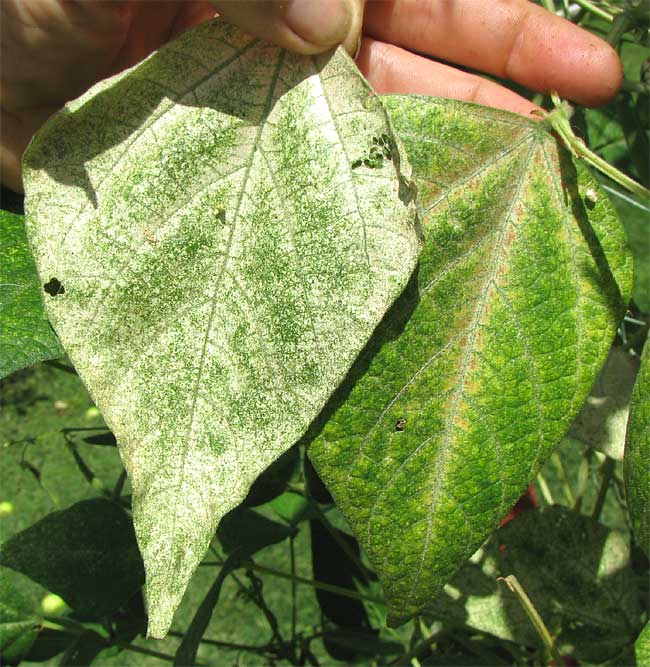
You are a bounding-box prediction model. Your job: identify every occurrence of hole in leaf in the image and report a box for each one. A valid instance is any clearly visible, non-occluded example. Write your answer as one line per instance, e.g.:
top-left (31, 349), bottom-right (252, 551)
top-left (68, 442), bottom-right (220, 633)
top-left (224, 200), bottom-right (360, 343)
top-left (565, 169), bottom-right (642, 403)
top-left (43, 278), bottom-right (65, 297)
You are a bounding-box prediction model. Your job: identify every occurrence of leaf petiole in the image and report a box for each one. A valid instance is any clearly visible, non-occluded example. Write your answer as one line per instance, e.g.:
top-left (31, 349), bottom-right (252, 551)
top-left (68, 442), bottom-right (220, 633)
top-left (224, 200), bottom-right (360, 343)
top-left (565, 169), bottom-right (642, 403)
top-left (498, 575), bottom-right (563, 665)
top-left (541, 97), bottom-right (650, 202)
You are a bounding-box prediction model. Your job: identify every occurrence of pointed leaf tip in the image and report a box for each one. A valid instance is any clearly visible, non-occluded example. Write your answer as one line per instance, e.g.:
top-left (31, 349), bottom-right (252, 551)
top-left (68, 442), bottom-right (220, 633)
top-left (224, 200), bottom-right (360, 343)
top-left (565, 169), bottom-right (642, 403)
top-left (308, 95), bottom-right (633, 623)
top-left (22, 22), bottom-right (421, 637)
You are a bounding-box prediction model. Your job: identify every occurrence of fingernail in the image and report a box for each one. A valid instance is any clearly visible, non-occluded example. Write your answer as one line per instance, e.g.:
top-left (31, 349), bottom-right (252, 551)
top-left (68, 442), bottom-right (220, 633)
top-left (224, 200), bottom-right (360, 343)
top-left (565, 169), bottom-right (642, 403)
top-left (284, 0), bottom-right (353, 48)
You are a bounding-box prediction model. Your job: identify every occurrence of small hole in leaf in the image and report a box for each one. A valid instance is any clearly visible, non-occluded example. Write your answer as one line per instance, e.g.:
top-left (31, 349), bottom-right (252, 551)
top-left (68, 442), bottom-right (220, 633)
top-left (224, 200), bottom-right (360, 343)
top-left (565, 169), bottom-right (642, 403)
top-left (44, 278), bottom-right (65, 297)
top-left (395, 418), bottom-right (407, 432)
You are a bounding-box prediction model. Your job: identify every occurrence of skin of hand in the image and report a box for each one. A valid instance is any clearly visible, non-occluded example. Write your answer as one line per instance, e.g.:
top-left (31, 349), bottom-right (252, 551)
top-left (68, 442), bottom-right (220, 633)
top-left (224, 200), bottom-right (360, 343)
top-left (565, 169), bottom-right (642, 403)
top-left (1, 0), bottom-right (622, 193)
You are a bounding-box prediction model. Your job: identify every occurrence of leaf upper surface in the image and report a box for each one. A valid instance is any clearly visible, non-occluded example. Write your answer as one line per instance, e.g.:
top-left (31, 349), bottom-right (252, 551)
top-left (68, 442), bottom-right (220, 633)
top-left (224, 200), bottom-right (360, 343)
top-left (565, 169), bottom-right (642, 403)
top-left (0, 209), bottom-right (63, 379)
top-left (22, 21), bottom-right (421, 637)
top-left (625, 340), bottom-right (650, 556)
top-left (307, 95), bottom-right (633, 624)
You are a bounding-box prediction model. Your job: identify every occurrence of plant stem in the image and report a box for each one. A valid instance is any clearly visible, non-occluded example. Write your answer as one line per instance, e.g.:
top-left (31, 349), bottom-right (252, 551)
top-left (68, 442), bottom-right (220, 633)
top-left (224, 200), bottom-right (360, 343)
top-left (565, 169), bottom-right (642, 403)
top-left (42, 615), bottom-right (88, 634)
top-left (573, 449), bottom-right (592, 513)
top-left (573, 0), bottom-right (614, 21)
top-left (543, 101), bottom-right (650, 201)
top-left (388, 625), bottom-right (442, 666)
top-left (238, 560), bottom-right (384, 605)
top-left (536, 473), bottom-right (555, 506)
top-left (498, 575), bottom-right (562, 665)
top-left (167, 630), bottom-right (269, 654)
top-left (112, 639), bottom-right (180, 663)
top-left (296, 482), bottom-right (369, 576)
top-left (550, 452), bottom-right (575, 506)
top-left (43, 617), bottom-right (180, 664)
top-left (112, 469), bottom-right (128, 500)
top-left (601, 184), bottom-right (650, 212)
top-left (290, 536), bottom-right (297, 644)
top-left (592, 457), bottom-right (616, 521)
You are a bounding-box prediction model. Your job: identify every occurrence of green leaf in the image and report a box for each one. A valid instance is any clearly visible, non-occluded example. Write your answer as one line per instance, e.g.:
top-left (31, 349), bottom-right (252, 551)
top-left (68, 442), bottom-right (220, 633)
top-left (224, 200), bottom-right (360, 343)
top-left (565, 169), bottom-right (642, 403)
top-left (217, 506), bottom-right (295, 556)
top-left (0, 498), bottom-right (144, 619)
top-left (427, 507), bottom-right (640, 663)
top-left (0, 209), bottom-right (63, 379)
top-left (624, 340), bottom-right (650, 556)
top-left (637, 622), bottom-right (650, 667)
top-left (606, 186), bottom-right (650, 311)
top-left (307, 96), bottom-right (633, 625)
top-left (270, 491), bottom-right (317, 526)
top-left (22, 21), bottom-right (421, 638)
top-left (0, 569), bottom-right (42, 665)
top-left (568, 345), bottom-right (640, 460)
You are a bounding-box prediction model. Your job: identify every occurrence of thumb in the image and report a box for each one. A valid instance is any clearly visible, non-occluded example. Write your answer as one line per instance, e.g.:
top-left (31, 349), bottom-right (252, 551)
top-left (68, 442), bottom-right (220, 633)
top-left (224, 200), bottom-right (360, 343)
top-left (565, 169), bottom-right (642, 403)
top-left (210, 0), bottom-right (365, 55)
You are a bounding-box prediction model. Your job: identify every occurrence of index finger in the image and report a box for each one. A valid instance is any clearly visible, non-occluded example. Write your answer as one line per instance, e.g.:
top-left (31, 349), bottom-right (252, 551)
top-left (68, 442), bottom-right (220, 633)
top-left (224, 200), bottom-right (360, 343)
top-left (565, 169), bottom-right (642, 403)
top-left (363, 0), bottom-right (622, 106)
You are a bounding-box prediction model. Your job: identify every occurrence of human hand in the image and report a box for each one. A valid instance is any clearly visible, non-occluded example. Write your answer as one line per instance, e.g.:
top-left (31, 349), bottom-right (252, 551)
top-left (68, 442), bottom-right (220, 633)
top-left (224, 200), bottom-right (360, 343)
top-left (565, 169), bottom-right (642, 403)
top-left (1, 0), bottom-right (621, 193)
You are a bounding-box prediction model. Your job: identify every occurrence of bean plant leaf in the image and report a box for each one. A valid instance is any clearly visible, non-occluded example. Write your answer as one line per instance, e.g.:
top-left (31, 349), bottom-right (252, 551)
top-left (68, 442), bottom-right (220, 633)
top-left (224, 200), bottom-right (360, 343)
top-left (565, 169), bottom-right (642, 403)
top-left (0, 498), bottom-right (144, 619)
top-left (637, 622), bottom-right (650, 667)
top-left (624, 340), bottom-right (650, 556)
top-left (307, 96), bottom-right (633, 625)
top-left (0, 570), bottom-right (42, 665)
top-left (427, 507), bottom-right (640, 663)
top-left (0, 209), bottom-right (63, 379)
top-left (22, 20), bottom-right (421, 638)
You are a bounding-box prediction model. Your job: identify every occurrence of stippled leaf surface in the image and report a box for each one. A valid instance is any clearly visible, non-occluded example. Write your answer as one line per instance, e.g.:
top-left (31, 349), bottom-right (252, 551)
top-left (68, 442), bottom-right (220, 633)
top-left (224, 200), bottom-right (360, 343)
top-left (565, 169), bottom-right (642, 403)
top-left (22, 21), bottom-right (420, 637)
top-left (624, 340), bottom-right (650, 556)
top-left (0, 209), bottom-right (63, 379)
top-left (637, 622), bottom-right (650, 667)
top-left (307, 96), bottom-right (633, 624)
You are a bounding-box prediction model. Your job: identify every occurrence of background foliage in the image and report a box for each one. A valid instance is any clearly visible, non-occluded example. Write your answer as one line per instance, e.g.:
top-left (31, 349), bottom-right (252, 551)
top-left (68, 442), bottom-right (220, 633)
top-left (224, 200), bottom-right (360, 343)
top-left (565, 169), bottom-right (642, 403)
top-left (1, 1), bottom-right (648, 665)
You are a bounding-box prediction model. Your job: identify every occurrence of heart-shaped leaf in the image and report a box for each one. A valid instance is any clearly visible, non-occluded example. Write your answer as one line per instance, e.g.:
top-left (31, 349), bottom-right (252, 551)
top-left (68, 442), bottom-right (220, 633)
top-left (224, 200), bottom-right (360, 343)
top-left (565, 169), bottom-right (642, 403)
top-left (0, 209), bottom-right (63, 379)
top-left (307, 96), bottom-right (632, 624)
top-left (22, 21), bottom-right (421, 637)
top-left (624, 340), bottom-right (650, 556)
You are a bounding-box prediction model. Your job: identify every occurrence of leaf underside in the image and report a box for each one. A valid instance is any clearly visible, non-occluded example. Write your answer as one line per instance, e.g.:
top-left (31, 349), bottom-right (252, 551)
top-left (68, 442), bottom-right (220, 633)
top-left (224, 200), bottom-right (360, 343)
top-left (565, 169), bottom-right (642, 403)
top-left (307, 95), bottom-right (633, 625)
top-left (624, 341), bottom-right (650, 557)
top-left (22, 21), bottom-right (421, 637)
top-left (0, 209), bottom-right (63, 379)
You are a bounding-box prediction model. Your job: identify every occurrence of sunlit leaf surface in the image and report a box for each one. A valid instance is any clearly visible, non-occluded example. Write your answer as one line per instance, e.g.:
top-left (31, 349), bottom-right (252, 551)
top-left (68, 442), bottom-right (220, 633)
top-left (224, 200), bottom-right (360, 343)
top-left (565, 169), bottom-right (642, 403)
top-left (0, 209), bottom-right (62, 379)
top-left (22, 22), bottom-right (421, 637)
top-left (308, 96), bottom-right (632, 624)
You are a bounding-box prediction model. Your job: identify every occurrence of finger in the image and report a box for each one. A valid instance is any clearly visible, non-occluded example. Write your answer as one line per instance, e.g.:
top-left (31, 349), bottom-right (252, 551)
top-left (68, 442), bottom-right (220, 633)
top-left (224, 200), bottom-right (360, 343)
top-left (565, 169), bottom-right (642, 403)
top-left (357, 38), bottom-right (540, 117)
top-left (364, 0), bottom-right (622, 107)
top-left (0, 0), bottom-right (134, 110)
top-left (210, 0), bottom-right (365, 54)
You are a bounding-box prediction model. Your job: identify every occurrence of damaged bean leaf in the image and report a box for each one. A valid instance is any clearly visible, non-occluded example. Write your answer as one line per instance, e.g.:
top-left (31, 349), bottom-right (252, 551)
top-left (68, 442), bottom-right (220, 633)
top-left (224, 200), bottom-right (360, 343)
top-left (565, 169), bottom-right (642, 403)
top-left (22, 21), bottom-right (421, 637)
